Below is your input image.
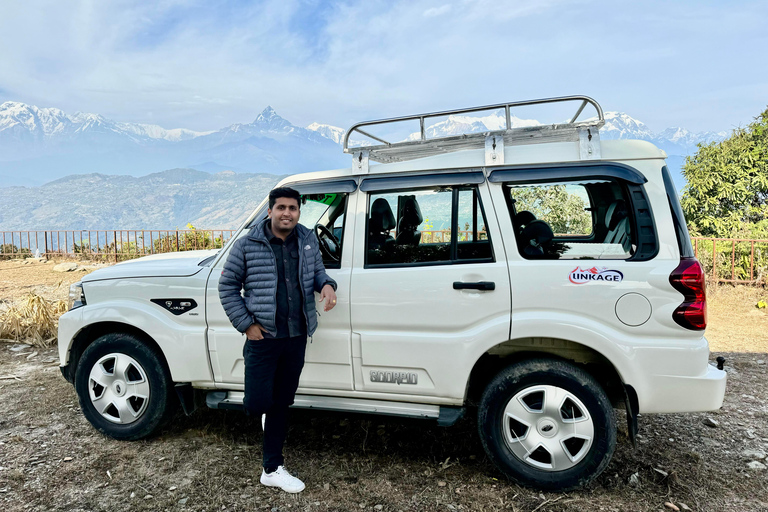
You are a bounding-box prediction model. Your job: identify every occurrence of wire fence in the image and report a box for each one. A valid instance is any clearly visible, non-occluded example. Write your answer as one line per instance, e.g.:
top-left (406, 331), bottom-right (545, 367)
top-left (0, 229), bottom-right (235, 262)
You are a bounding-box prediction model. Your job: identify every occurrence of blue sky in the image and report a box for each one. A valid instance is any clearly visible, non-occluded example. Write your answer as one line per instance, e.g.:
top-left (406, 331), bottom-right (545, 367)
top-left (1, 0), bottom-right (766, 134)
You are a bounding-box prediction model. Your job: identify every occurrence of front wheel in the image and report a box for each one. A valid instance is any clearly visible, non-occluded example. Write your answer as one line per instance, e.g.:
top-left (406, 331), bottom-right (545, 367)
top-left (478, 358), bottom-right (616, 491)
top-left (75, 333), bottom-right (177, 440)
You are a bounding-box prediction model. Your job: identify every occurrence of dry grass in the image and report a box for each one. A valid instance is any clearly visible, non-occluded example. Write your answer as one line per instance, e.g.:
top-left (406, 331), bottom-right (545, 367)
top-left (0, 293), bottom-right (68, 347)
top-left (706, 283), bottom-right (768, 352)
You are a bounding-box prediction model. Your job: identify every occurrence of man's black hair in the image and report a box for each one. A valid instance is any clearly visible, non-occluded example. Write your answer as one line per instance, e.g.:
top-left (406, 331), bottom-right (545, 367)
top-left (269, 187), bottom-right (301, 210)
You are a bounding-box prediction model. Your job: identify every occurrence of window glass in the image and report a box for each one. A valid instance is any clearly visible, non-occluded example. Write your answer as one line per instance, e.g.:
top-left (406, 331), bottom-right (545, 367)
top-left (457, 188), bottom-right (492, 260)
top-left (298, 193), bottom-right (338, 229)
top-left (506, 179), bottom-right (634, 260)
top-left (366, 186), bottom-right (493, 266)
top-left (510, 183), bottom-right (593, 236)
top-left (300, 193), bottom-right (346, 269)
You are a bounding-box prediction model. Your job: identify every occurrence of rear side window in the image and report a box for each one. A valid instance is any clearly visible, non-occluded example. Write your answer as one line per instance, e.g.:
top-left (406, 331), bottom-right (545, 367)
top-left (505, 178), bottom-right (644, 260)
top-left (365, 185), bottom-right (493, 267)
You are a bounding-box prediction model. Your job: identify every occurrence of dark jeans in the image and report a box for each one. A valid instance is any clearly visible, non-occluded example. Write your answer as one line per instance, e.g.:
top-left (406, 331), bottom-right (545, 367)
top-left (243, 335), bottom-right (307, 469)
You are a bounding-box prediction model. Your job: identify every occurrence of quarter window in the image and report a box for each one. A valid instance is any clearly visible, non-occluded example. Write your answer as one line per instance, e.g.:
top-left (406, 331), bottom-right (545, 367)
top-left (366, 186), bottom-right (493, 267)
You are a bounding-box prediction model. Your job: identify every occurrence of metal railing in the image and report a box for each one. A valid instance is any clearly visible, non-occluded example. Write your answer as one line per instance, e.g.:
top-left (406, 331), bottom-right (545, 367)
top-left (692, 237), bottom-right (768, 284)
top-left (343, 95), bottom-right (605, 164)
top-left (2, 230), bottom-right (767, 284)
top-left (0, 229), bottom-right (235, 262)
top-left (420, 230), bottom-right (488, 243)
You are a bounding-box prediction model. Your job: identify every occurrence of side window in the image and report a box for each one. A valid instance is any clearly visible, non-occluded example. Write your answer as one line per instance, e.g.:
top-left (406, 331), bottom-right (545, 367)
top-left (298, 193), bottom-right (348, 269)
top-left (366, 186), bottom-right (493, 267)
top-left (457, 188), bottom-right (492, 260)
top-left (506, 179), bottom-right (635, 260)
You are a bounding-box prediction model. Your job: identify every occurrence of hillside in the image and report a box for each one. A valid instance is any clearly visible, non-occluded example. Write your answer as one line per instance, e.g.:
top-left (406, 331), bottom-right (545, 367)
top-left (0, 169), bottom-right (281, 230)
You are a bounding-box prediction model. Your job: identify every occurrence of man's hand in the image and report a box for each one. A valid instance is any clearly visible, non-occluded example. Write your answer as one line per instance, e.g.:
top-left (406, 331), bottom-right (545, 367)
top-left (245, 323), bottom-right (268, 340)
top-left (319, 284), bottom-right (337, 312)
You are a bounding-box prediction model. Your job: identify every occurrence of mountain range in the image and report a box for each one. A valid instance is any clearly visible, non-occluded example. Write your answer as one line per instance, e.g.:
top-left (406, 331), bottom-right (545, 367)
top-left (0, 102), bottom-right (348, 187)
top-left (0, 101), bottom-right (728, 230)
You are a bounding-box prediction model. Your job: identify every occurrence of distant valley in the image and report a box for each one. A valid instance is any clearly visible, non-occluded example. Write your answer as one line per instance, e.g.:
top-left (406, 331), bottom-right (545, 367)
top-left (0, 169), bottom-right (281, 231)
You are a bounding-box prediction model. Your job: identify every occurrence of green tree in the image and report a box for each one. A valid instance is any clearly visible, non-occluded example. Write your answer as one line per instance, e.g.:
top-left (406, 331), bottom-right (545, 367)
top-left (681, 108), bottom-right (768, 237)
top-left (513, 185), bottom-right (591, 235)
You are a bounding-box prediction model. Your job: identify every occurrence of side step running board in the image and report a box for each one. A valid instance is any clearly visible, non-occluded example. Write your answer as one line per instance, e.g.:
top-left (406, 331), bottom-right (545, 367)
top-left (205, 391), bottom-right (464, 426)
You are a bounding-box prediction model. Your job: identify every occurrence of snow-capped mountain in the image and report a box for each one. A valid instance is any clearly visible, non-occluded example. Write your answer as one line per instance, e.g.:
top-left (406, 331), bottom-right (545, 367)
top-left (0, 101), bottom-right (210, 142)
top-left (307, 122), bottom-right (345, 144)
top-left (0, 103), bottom-right (347, 186)
top-left (599, 112), bottom-right (656, 140)
top-left (401, 113), bottom-right (539, 141)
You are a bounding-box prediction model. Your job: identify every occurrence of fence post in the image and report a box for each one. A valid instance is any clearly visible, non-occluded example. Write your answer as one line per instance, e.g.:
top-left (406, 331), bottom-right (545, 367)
top-left (114, 230), bottom-right (117, 263)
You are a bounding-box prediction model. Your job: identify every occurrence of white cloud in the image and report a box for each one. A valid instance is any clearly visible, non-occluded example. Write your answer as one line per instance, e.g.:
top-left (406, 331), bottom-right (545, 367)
top-left (0, 0), bottom-right (765, 133)
top-left (423, 4), bottom-right (452, 17)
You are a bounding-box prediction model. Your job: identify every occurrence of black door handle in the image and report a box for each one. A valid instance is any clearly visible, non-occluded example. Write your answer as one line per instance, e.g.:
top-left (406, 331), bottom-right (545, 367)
top-left (453, 281), bottom-right (495, 291)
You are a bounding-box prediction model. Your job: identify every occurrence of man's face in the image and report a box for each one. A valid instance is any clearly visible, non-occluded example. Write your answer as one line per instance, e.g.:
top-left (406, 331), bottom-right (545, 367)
top-left (268, 197), bottom-right (300, 233)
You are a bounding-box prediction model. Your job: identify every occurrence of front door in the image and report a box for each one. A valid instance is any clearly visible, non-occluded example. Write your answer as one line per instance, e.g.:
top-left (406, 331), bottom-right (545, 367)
top-left (205, 185), bottom-right (356, 391)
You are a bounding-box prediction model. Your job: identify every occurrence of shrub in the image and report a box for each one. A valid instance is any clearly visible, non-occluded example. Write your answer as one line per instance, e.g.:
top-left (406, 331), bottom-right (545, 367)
top-left (0, 244), bottom-right (32, 261)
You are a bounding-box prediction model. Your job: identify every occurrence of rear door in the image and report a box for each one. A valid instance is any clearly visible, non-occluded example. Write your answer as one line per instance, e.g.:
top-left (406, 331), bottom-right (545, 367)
top-left (486, 163), bottom-right (671, 344)
top-left (349, 171), bottom-right (511, 400)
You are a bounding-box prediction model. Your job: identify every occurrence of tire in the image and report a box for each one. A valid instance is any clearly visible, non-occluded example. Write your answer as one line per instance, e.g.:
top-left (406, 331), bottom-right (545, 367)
top-left (478, 358), bottom-right (616, 491)
top-left (74, 333), bottom-right (177, 440)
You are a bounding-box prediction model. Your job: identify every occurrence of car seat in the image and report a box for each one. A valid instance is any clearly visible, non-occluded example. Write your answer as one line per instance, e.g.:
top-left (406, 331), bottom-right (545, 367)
top-left (604, 200), bottom-right (631, 252)
top-left (395, 196), bottom-right (423, 246)
top-left (513, 210), bottom-right (536, 235)
top-left (519, 220), bottom-right (554, 258)
top-left (368, 198), bottom-right (396, 251)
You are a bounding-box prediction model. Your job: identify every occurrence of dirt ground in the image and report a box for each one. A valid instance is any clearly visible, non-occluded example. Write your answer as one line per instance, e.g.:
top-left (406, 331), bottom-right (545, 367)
top-left (1, 260), bottom-right (767, 512)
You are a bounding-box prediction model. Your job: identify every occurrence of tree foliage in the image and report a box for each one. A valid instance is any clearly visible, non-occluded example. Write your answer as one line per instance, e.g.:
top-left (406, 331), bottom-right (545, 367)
top-left (681, 108), bottom-right (768, 237)
top-left (513, 185), bottom-right (591, 235)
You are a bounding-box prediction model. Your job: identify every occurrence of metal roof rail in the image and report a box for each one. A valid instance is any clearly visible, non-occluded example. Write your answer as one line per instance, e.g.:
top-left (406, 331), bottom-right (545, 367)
top-left (343, 95), bottom-right (604, 173)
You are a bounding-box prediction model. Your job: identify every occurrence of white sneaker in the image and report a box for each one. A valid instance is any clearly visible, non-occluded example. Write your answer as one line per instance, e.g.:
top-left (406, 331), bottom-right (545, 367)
top-left (260, 466), bottom-right (305, 493)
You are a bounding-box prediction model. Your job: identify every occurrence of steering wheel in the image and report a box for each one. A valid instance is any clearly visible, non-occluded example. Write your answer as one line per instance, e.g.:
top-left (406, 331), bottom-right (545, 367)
top-left (315, 223), bottom-right (341, 262)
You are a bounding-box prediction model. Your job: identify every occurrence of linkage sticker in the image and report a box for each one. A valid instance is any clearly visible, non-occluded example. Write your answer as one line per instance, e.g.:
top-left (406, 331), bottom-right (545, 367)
top-left (568, 266), bottom-right (624, 284)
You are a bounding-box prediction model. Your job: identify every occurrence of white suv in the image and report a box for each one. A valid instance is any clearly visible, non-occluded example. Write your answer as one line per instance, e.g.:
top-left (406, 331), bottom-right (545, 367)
top-left (58, 96), bottom-right (726, 490)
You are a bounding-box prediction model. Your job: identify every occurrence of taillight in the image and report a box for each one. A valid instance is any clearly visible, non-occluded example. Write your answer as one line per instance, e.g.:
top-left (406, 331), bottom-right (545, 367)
top-left (669, 257), bottom-right (707, 330)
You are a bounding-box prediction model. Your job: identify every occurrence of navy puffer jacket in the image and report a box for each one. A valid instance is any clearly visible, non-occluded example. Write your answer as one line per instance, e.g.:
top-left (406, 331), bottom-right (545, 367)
top-left (218, 218), bottom-right (337, 337)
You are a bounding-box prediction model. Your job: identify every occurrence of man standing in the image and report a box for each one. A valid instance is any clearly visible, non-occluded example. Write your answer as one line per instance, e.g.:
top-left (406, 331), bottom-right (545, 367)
top-left (219, 187), bottom-right (337, 493)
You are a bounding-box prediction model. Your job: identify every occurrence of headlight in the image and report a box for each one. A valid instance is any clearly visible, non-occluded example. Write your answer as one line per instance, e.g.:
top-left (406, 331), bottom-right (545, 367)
top-left (68, 282), bottom-right (86, 310)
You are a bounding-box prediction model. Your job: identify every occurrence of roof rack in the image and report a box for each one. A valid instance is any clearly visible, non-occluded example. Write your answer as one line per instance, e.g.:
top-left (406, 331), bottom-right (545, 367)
top-left (343, 95), bottom-right (604, 173)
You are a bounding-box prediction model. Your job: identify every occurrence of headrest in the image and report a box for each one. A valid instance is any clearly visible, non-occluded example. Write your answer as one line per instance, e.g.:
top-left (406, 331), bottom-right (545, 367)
top-left (399, 196), bottom-right (423, 228)
top-left (520, 220), bottom-right (554, 257)
top-left (514, 210), bottom-right (536, 229)
top-left (605, 200), bottom-right (628, 230)
top-left (521, 220), bottom-right (553, 246)
top-left (370, 198), bottom-right (396, 232)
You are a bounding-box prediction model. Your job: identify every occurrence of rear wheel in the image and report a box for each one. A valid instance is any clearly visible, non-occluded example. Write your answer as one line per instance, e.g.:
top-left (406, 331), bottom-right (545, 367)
top-left (478, 358), bottom-right (616, 490)
top-left (75, 333), bottom-right (177, 440)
